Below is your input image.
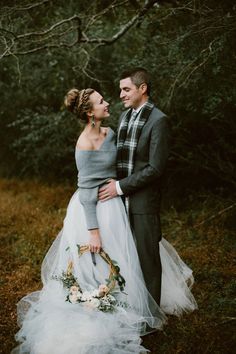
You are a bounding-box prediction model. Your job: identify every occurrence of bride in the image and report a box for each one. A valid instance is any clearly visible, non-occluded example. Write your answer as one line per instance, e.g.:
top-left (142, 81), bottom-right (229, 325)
top-left (13, 88), bottom-right (197, 354)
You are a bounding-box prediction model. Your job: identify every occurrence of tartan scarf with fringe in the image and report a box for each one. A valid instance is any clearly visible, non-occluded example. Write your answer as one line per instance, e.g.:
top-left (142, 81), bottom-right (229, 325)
top-left (117, 101), bottom-right (154, 179)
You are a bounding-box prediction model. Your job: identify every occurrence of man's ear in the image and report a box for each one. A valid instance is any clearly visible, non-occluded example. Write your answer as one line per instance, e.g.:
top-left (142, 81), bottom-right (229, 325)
top-left (140, 83), bottom-right (148, 95)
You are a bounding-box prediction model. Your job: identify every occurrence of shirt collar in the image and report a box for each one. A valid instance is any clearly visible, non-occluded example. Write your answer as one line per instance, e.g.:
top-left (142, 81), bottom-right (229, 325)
top-left (132, 102), bottom-right (147, 115)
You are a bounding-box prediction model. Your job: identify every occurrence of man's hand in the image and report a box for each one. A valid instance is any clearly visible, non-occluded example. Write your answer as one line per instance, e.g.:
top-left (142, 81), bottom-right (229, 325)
top-left (98, 179), bottom-right (117, 201)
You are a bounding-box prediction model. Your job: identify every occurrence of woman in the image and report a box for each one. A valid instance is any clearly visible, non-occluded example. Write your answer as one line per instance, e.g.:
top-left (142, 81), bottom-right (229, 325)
top-left (13, 88), bottom-right (197, 354)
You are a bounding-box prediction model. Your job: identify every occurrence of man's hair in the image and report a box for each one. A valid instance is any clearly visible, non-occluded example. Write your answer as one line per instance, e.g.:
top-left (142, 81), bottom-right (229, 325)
top-left (120, 67), bottom-right (151, 95)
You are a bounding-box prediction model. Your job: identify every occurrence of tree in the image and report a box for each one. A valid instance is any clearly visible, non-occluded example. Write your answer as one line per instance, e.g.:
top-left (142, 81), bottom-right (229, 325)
top-left (0, 0), bottom-right (235, 192)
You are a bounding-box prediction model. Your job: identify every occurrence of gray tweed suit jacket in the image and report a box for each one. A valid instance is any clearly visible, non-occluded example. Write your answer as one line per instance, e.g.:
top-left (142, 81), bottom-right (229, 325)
top-left (118, 105), bottom-right (169, 216)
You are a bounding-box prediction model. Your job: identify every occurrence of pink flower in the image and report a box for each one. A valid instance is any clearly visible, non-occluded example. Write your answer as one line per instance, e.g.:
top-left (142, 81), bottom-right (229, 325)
top-left (98, 284), bottom-right (109, 296)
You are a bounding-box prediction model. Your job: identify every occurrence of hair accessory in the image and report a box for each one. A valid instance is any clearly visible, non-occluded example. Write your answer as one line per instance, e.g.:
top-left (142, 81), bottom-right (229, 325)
top-left (80, 89), bottom-right (86, 102)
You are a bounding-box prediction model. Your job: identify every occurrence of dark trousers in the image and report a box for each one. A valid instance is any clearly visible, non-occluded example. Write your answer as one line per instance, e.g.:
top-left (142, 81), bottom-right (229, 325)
top-left (129, 213), bottom-right (162, 305)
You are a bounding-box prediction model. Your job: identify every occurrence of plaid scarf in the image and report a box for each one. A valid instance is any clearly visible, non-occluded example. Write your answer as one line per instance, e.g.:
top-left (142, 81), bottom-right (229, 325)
top-left (117, 101), bottom-right (154, 179)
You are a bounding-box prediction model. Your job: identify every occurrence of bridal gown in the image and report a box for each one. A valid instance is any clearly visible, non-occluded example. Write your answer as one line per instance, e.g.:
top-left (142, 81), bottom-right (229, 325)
top-left (13, 129), bottom-right (197, 354)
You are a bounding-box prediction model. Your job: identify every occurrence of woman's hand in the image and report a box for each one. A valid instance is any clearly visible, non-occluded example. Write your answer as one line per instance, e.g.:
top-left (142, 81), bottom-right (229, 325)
top-left (89, 229), bottom-right (102, 253)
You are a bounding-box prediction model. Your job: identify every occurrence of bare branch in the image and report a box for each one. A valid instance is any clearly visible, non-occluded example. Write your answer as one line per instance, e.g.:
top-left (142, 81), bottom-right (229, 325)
top-left (82, 0), bottom-right (159, 45)
top-left (0, 0), bottom-right (159, 59)
top-left (0, 37), bottom-right (14, 60)
top-left (0, 28), bottom-right (17, 39)
top-left (84, 1), bottom-right (129, 32)
top-left (165, 36), bottom-right (223, 108)
top-left (193, 203), bottom-right (236, 228)
top-left (17, 15), bottom-right (81, 39)
top-left (5, 40), bottom-right (78, 56)
top-left (2, 0), bottom-right (50, 13)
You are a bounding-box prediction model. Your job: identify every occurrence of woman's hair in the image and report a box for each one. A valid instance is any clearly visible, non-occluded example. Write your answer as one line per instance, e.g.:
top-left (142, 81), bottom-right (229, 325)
top-left (64, 88), bottom-right (95, 122)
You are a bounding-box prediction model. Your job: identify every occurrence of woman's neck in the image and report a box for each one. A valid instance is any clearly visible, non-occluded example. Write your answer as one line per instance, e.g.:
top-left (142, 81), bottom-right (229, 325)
top-left (84, 121), bottom-right (103, 137)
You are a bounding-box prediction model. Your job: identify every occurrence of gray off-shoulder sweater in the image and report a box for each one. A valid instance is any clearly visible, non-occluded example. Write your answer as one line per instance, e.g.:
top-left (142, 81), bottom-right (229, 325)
top-left (75, 128), bottom-right (117, 230)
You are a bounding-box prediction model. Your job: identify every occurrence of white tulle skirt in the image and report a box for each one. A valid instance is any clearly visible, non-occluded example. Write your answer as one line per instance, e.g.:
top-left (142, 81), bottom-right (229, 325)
top-left (13, 190), bottom-right (197, 354)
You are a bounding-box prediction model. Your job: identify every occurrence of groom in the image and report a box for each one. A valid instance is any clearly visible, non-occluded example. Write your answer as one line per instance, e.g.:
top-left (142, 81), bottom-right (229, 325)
top-left (99, 67), bottom-right (169, 305)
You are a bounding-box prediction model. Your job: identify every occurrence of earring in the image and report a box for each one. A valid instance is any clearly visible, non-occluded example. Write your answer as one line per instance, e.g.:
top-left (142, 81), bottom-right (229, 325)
top-left (91, 115), bottom-right (95, 127)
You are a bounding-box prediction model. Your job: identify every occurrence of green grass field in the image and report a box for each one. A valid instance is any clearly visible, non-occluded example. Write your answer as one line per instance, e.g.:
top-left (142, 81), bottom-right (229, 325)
top-left (0, 178), bottom-right (235, 354)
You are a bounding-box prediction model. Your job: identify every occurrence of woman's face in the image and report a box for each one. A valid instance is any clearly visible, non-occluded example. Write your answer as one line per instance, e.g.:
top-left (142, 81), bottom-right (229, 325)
top-left (89, 91), bottom-right (110, 120)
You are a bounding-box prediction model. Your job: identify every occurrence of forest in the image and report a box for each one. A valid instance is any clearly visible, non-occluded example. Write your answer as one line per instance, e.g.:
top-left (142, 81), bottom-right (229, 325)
top-left (0, 1), bottom-right (235, 353)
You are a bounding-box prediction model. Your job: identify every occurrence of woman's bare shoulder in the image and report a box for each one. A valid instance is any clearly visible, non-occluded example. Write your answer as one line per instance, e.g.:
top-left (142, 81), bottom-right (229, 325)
top-left (102, 127), bottom-right (109, 134)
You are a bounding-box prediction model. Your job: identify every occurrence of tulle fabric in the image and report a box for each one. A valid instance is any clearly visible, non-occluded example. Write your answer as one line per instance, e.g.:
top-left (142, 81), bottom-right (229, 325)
top-left (13, 190), bottom-right (197, 354)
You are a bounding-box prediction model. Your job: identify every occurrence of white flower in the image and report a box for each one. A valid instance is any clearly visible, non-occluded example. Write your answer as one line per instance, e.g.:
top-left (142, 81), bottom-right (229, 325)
top-left (77, 292), bottom-right (82, 300)
top-left (83, 298), bottom-right (100, 310)
top-left (83, 291), bottom-right (90, 297)
top-left (90, 298), bottom-right (100, 308)
top-left (69, 294), bottom-right (78, 304)
top-left (106, 294), bottom-right (116, 302)
top-left (91, 289), bottom-right (100, 297)
top-left (81, 291), bottom-right (92, 301)
top-left (100, 297), bottom-right (110, 304)
top-left (70, 286), bottom-right (79, 295)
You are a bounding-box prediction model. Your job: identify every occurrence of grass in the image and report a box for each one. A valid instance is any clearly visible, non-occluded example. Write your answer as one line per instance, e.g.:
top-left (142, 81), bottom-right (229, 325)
top-left (0, 178), bottom-right (235, 354)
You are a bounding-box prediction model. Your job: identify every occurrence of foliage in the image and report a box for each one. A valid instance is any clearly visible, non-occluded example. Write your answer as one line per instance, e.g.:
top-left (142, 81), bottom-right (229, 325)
top-left (8, 108), bottom-right (78, 177)
top-left (0, 0), bottom-right (235, 193)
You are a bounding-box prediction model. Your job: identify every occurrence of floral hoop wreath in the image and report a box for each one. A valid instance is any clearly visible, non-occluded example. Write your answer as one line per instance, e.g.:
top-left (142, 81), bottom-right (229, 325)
top-left (75, 244), bottom-right (125, 293)
top-left (54, 244), bottom-right (126, 312)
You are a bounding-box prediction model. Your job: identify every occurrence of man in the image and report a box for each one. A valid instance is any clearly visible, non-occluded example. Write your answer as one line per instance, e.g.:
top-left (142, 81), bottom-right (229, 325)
top-left (99, 67), bottom-right (169, 305)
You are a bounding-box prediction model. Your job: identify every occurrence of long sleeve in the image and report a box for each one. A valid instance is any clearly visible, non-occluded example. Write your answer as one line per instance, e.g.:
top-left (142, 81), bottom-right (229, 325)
top-left (119, 116), bottom-right (169, 195)
top-left (75, 129), bottom-right (117, 230)
top-left (79, 187), bottom-right (99, 230)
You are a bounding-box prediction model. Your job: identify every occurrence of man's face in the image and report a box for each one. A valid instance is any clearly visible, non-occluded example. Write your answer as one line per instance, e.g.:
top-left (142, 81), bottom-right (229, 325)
top-left (119, 77), bottom-right (143, 109)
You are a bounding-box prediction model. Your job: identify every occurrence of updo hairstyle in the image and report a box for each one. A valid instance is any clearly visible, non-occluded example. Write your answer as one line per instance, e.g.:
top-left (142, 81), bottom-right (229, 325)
top-left (64, 88), bottom-right (95, 123)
